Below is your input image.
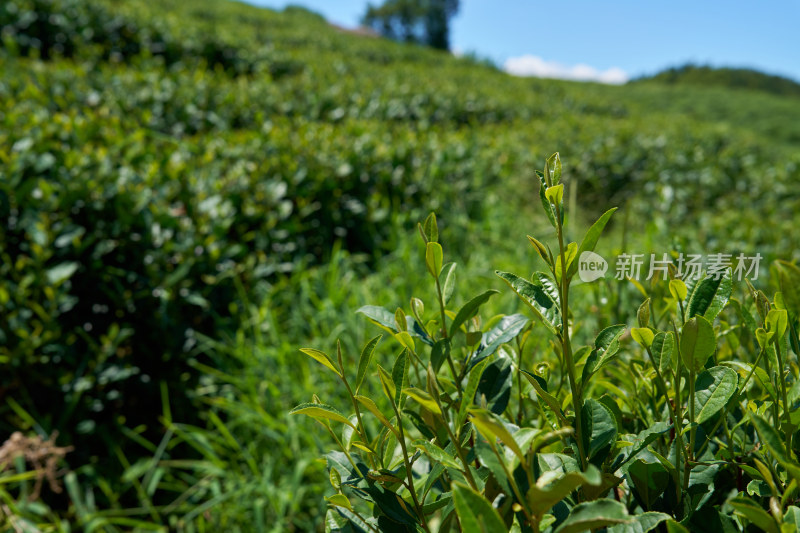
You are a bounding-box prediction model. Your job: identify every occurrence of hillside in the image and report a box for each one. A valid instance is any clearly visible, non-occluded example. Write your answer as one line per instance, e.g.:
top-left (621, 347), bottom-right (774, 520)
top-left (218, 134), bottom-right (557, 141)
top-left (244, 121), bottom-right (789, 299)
top-left (637, 63), bottom-right (800, 98)
top-left (2, 0), bottom-right (800, 530)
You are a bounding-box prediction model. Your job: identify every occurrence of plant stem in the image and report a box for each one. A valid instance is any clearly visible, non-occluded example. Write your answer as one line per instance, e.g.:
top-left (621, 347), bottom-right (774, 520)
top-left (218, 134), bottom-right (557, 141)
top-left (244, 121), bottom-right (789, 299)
top-left (554, 203), bottom-right (587, 472)
top-left (435, 276), bottom-right (462, 394)
top-left (774, 338), bottom-right (793, 456)
top-left (389, 399), bottom-right (431, 532)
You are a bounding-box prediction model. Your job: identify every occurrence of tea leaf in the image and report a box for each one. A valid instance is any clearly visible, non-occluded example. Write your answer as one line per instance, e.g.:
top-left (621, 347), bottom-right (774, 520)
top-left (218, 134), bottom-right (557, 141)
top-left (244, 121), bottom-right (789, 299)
top-left (650, 332), bottom-right (676, 376)
top-left (357, 305), bottom-right (397, 332)
top-left (774, 260), bottom-right (800, 323)
top-left (426, 241), bottom-right (444, 278)
top-left (355, 335), bottom-right (382, 394)
top-left (469, 408), bottom-right (524, 462)
top-left (582, 325), bottom-right (626, 382)
top-left (414, 440), bottom-right (461, 470)
top-left (693, 366), bottom-right (737, 424)
top-left (628, 460), bottom-right (669, 509)
top-left (355, 395), bottom-right (396, 434)
top-left (607, 512), bottom-right (671, 533)
top-left (527, 465), bottom-right (602, 516)
top-left (767, 308), bottom-right (788, 339)
top-left (638, 299), bottom-right (651, 328)
top-left (423, 212), bottom-right (438, 243)
top-left (631, 328), bottom-right (655, 348)
top-left (290, 403), bottom-right (356, 429)
top-left (440, 262), bottom-right (458, 305)
top-left (570, 207), bottom-right (618, 277)
top-left (729, 497), bottom-right (780, 533)
top-left (749, 413), bottom-right (800, 482)
top-left (581, 399), bottom-right (618, 461)
top-left (528, 235), bottom-right (551, 265)
top-left (300, 348), bottom-right (342, 377)
top-left (669, 279), bottom-right (688, 302)
top-left (553, 499), bottom-right (630, 533)
top-left (402, 387), bottom-right (441, 415)
top-left (458, 357), bottom-right (491, 429)
top-left (495, 271), bottom-right (561, 334)
top-left (449, 289), bottom-right (499, 338)
top-left (680, 316), bottom-right (716, 373)
top-left (452, 482), bottom-right (508, 533)
top-left (687, 270), bottom-right (732, 321)
top-left (391, 349), bottom-right (409, 408)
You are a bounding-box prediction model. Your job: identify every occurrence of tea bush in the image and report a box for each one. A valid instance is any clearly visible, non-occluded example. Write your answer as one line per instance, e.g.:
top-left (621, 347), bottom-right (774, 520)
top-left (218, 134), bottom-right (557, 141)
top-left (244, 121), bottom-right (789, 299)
top-left (297, 154), bottom-right (800, 532)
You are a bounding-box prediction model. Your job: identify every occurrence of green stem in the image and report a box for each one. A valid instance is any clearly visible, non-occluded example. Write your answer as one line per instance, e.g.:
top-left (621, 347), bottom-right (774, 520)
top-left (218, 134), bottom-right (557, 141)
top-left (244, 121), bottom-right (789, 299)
top-left (435, 276), bottom-right (462, 394)
top-left (774, 338), bottom-right (793, 456)
top-left (554, 203), bottom-right (587, 472)
top-left (389, 399), bottom-right (431, 532)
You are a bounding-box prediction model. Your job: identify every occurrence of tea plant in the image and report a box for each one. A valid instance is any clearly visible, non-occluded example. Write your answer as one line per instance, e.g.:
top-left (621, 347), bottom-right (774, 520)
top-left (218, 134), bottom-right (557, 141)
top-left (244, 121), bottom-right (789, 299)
top-left (294, 154), bottom-right (800, 532)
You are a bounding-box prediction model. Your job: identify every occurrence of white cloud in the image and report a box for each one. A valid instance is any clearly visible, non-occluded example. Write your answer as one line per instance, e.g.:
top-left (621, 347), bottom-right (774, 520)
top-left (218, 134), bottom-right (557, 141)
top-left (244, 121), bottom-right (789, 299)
top-left (503, 54), bottom-right (628, 85)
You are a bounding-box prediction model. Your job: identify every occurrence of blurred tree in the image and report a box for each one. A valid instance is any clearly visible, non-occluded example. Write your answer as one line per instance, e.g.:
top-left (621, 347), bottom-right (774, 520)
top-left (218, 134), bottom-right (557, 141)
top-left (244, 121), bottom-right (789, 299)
top-left (362, 0), bottom-right (459, 51)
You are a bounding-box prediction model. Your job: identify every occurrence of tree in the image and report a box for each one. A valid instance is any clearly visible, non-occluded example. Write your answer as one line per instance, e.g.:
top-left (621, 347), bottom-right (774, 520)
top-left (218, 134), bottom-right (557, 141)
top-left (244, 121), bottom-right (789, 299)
top-left (362, 0), bottom-right (459, 51)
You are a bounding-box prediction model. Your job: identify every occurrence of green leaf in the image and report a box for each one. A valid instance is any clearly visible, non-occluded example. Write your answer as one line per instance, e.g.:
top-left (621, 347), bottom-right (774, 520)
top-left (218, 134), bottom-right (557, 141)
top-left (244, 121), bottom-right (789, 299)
top-left (528, 235), bottom-right (550, 265)
top-left (326, 494), bottom-right (352, 510)
top-left (300, 348), bottom-right (342, 377)
top-left (687, 271), bottom-right (732, 321)
top-left (669, 279), bottom-right (688, 302)
top-left (539, 177), bottom-right (557, 228)
top-left (607, 512), bottom-right (671, 533)
top-left (729, 497), bottom-right (780, 533)
top-left (290, 403), bottom-right (355, 429)
top-left (474, 314), bottom-right (529, 365)
top-left (452, 482), bottom-right (508, 533)
top-left (582, 325), bottom-right (626, 383)
top-left (784, 506), bottom-right (800, 530)
top-left (680, 316), bottom-right (716, 373)
top-left (430, 338), bottom-right (450, 373)
top-left (449, 289), bottom-right (499, 338)
top-left (650, 332), bottom-right (675, 376)
top-left (775, 260), bottom-right (800, 323)
top-left (355, 335), bottom-right (382, 393)
top-left (519, 370), bottom-right (568, 426)
top-left (553, 499), bottom-right (630, 533)
top-left (357, 305), bottom-right (396, 332)
top-left (693, 366), bottom-right (738, 424)
top-left (354, 395), bottom-right (396, 434)
top-left (394, 308), bottom-right (407, 332)
top-left (638, 299), bottom-right (651, 328)
top-left (545, 184), bottom-right (564, 206)
top-left (414, 440), bottom-right (462, 470)
top-left (527, 465), bottom-right (602, 516)
top-left (403, 387), bottom-right (441, 415)
top-left (495, 270), bottom-right (561, 334)
top-left (767, 309), bottom-right (789, 340)
top-left (570, 207), bottom-right (617, 277)
top-left (546, 152), bottom-right (562, 184)
top-left (426, 242), bottom-right (443, 278)
top-left (391, 349), bottom-right (409, 408)
top-left (440, 262), bottom-right (458, 305)
top-left (581, 399), bottom-right (618, 461)
top-left (459, 357), bottom-right (492, 429)
top-left (749, 412), bottom-right (800, 482)
top-left (469, 408), bottom-right (524, 462)
top-left (423, 212), bottom-right (438, 243)
top-left (628, 460), bottom-right (669, 509)
top-left (631, 328), bottom-right (654, 348)
top-left (46, 262), bottom-right (79, 285)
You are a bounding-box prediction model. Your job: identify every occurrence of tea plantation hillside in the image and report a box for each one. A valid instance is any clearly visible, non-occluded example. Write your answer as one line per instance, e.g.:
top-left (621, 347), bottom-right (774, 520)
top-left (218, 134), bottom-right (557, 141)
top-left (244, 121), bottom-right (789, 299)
top-left (1, 0), bottom-right (800, 530)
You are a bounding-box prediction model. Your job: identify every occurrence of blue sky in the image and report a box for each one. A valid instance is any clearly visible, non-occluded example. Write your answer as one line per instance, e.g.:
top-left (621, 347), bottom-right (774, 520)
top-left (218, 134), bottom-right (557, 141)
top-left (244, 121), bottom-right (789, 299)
top-left (249, 0), bottom-right (799, 84)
